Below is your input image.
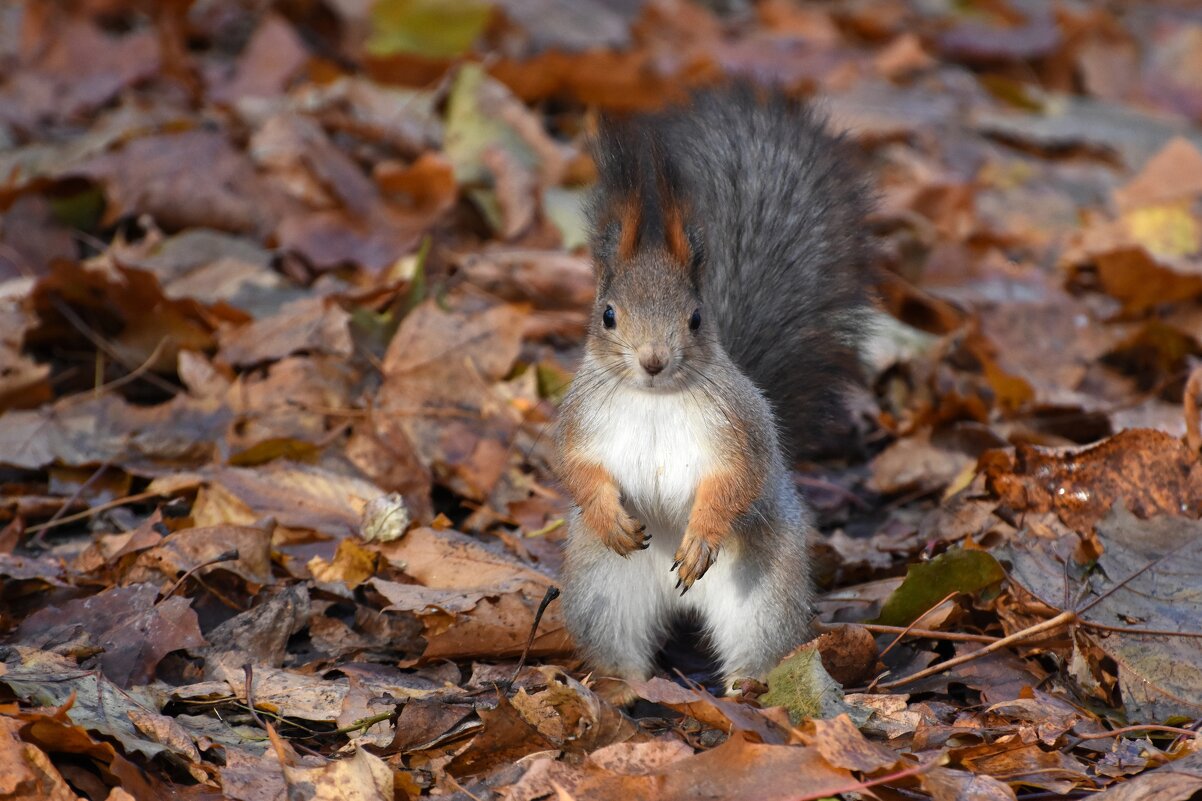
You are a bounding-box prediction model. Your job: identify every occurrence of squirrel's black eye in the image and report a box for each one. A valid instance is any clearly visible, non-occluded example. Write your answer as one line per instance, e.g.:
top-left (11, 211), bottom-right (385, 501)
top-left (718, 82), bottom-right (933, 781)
top-left (603, 305), bottom-right (616, 329)
top-left (689, 308), bottom-right (702, 331)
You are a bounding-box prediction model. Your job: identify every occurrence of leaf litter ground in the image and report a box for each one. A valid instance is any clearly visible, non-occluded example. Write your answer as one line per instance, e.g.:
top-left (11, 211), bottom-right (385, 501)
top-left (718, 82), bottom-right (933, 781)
top-left (3, 1), bottom-right (1202, 799)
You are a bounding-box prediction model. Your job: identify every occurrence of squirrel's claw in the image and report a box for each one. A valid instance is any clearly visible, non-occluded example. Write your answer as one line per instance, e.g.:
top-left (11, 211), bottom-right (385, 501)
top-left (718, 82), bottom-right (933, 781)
top-left (599, 511), bottom-right (648, 556)
top-left (672, 534), bottom-right (718, 590)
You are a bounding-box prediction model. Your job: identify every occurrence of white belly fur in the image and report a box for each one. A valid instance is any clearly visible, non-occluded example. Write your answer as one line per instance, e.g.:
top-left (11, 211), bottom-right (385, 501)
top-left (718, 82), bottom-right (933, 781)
top-left (581, 385), bottom-right (719, 538)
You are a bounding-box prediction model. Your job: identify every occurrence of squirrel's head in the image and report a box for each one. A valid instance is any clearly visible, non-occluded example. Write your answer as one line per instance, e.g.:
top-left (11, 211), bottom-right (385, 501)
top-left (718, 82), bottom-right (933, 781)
top-left (588, 250), bottom-right (711, 392)
top-left (585, 120), bottom-right (715, 392)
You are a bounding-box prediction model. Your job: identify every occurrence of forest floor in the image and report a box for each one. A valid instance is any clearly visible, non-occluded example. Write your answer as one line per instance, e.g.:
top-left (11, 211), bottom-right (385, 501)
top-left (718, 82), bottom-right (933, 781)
top-left (2, 1), bottom-right (1202, 799)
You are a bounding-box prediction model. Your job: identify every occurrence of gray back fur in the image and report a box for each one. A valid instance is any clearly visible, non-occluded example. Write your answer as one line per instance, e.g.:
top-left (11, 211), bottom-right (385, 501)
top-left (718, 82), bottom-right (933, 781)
top-left (589, 84), bottom-right (874, 457)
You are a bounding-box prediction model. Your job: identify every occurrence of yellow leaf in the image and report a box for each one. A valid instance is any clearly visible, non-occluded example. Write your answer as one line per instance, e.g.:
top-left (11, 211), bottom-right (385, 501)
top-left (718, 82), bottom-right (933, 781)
top-left (308, 539), bottom-right (378, 588)
top-left (1123, 202), bottom-right (1201, 258)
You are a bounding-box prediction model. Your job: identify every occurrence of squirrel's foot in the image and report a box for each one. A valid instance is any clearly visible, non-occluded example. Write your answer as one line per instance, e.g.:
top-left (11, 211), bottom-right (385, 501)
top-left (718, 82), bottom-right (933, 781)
top-left (671, 532), bottom-right (719, 593)
top-left (591, 677), bottom-right (640, 707)
top-left (724, 676), bottom-right (768, 700)
top-left (596, 509), bottom-right (649, 556)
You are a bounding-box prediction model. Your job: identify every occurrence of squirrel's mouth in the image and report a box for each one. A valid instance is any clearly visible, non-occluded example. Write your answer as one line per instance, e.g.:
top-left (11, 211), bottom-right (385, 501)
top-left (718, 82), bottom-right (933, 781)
top-left (637, 370), bottom-right (680, 392)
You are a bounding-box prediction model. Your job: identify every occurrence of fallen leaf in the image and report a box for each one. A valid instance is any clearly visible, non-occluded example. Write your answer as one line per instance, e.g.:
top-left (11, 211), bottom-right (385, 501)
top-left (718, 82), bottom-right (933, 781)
top-left (1091, 750), bottom-right (1202, 801)
top-left (2, 648), bottom-right (178, 760)
top-left (366, 0), bottom-right (493, 59)
top-left (16, 583), bottom-right (205, 687)
top-left (761, 643), bottom-right (865, 724)
top-left (74, 129), bottom-right (291, 236)
top-left (0, 716), bottom-right (77, 801)
top-left (447, 693), bottom-right (558, 777)
top-left (209, 14), bottom-right (308, 105)
top-left (920, 766), bottom-right (1018, 801)
top-left (129, 523), bottom-right (274, 587)
top-left (873, 549), bottom-right (1004, 627)
top-left (571, 732), bottom-right (855, 801)
top-left (200, 584), bottom-right (310, 667)
top-left (983, 430), bottom-right (1202, 532)
top-left (803, 713), bottom-right (901, 773)
top-left (957, 740), bottom-right (1091, 794)
top-left (1003, 502), bottom-right (1202, 723)
top-left (218, 296), bottom-right (352, 367)
top-left (372, 299), bottom-right (528, 500)
top-left (280, 745), bottom-right (393, 801)
top-left (626, 677), bottom-right (787, 744)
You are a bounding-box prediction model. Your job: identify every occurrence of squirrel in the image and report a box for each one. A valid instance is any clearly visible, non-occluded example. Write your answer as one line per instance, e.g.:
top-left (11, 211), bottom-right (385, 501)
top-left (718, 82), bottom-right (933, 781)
top-left (555, 83), bottom-right (874, 702)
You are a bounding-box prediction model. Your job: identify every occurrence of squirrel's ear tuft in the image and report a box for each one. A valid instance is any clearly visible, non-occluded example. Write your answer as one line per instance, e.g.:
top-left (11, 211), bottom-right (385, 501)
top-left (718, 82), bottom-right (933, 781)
top-left (589, 113), bottom-right (698, 279)
top-left (662, 198), bottom-right (691, 267)
top-left (616, 197), bottom-right (643, 262)
top-left (648, 133), bottom-right (698, 276)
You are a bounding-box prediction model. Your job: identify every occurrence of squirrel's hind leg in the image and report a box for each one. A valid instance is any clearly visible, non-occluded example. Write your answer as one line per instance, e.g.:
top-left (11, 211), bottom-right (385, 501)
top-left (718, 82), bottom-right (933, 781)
top-left (560, 510), bottom-right (672, 704)
top-left (695, 529), bottom-right (814, 694)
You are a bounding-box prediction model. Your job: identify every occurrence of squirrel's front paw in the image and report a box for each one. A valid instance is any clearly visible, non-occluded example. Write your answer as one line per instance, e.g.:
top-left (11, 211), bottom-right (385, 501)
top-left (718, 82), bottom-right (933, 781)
top-left (580, 492), bottom-right (648, 556)
top-left (599, 509), bottom-right (649, 556)
top-left (672, 532), bottom-right (719, 593)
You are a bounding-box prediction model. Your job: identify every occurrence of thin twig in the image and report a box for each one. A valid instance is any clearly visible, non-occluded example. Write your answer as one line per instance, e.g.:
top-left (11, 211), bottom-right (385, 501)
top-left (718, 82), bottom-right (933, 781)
top-left (64, 337), bottom-right (171, 406)
top-left (877, 592), bottom-right (959, 661)
top-left (243, 664), bottom-right (269, 730)
top-left (1082, 622), bottom-right (1202, 638)
top-left (160, 549), bottom-right (240, 601)
top-left (852, 623), bottom-right (997, 644)
top-left (51, 297), bottom-right (179, 395)
top-left (28, 456), bottom-right (114, 549)
top-left (508, 585), bottom-right (561, 686)
top-left (1074, 724), bottom-right (1201, 741)
top-left (874, 610), bottom-right (1075, 691)
top-left (25, 490), bottom-right (165, 534)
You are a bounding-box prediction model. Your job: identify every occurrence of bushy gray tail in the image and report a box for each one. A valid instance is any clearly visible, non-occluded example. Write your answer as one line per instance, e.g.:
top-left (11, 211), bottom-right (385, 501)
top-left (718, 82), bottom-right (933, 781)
top-left (647, 84), bottom-right (875, 457)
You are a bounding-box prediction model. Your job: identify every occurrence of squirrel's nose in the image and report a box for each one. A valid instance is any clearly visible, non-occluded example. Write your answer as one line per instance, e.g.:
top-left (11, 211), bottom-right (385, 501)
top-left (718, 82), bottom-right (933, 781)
top-left (640, 353), bottom-right (666, 375)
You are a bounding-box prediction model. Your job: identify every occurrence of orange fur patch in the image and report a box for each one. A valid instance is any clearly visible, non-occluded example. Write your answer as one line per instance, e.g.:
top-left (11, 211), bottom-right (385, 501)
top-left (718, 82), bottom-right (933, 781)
top-left (617, 198), bottom-right (642, 261)
top-left (686, 464), bottom-right (762, 547)
top-left (664, 202), bottom-right (691, 266)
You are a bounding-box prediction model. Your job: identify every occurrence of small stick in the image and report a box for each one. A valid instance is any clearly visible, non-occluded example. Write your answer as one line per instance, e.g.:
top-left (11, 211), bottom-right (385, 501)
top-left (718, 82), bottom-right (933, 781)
top-left (28, 456), bottom-right (114, 549)
top-left (1073, 724), bottom-right (1201, 741)
top-left (877, 592), bottom-right (959, 661)
top-left (874, 610), bottom-right (1075, 691)
top-left (243, 663), bottom-right (269, 730)
top-left (25, 490), bottom-right (165, 535)
top-left (160, 549), bottom-right (240, 600)
top-left (51, 297), bottom-right (179, 395)
top-left (509, 585), bottom-right (560, 686)
top-left (852, 623), bottom-right (997, 644)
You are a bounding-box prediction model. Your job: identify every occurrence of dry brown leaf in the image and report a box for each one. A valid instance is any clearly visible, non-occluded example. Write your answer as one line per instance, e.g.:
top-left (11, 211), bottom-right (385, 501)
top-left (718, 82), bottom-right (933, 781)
top-left (15, 583), bottom-right (205, 687)
top-left (279, 746), bottom-right (393, 801)
top-left (957, 741), bottom-right (1091, 794)
top-left (804, 713), bottom-right (901, 773)
top-left (982, 429), bottom-right (1202, 531)
top-left (217, 297), bottom-right (352, 368)
top-left (75, 129), bottom-right (292, 236)
top-left (447, 694), bottom-right (559, 777)
top-left (166, 462), bottom-right (383, 537)
top-left (372, 299), bottom-right (528, 501)
top-left (0, 716), bottom-right (78, 801)
top-left (208, 14), bottom-right (308, 105)
top-left (626, 677), bottom-right (788, 745)
top-left (1091, 750), bottom-right (1202, 801)
top-left (571, 732), bottom-right (855, 801)
top-left (129, 523), bottom-right (274, 587)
